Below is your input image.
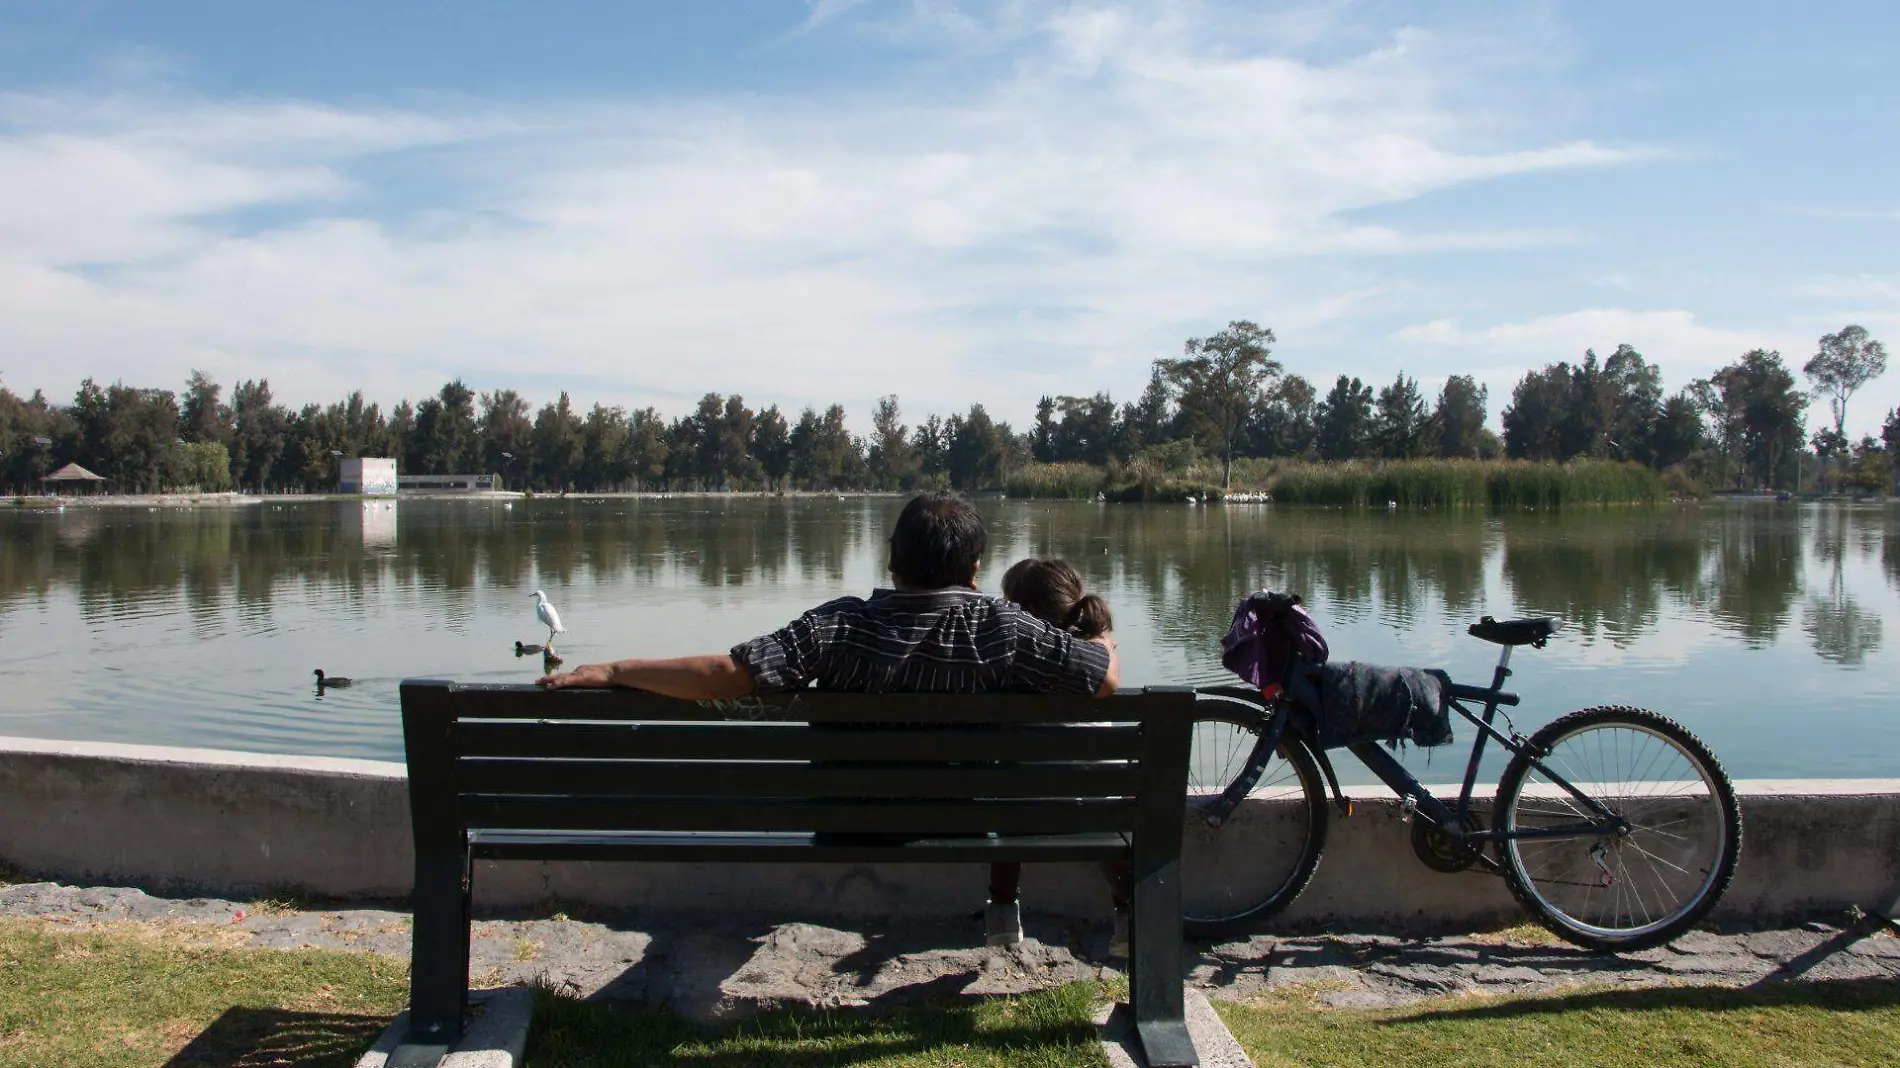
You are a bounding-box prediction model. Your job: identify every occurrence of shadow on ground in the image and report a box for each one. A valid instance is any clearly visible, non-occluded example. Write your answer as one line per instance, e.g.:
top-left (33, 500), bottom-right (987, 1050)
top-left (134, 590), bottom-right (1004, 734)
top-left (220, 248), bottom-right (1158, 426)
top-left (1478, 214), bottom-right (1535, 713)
top-left (161, 1007), bottom-right (390, 1068)
top-left (1393, 976), bottom-right (1900, 1026)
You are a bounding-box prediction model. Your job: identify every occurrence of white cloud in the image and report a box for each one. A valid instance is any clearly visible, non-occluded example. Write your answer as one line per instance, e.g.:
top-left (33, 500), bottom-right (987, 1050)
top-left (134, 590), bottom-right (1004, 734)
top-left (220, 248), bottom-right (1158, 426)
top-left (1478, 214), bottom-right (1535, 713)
top-left (0, 3), bottom-right (1646, 428)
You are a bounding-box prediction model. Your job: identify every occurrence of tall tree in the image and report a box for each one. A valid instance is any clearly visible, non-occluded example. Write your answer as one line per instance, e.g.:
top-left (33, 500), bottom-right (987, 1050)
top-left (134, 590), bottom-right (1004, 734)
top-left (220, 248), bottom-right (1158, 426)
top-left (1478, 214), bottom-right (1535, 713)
top-left (1054, 393), bottom-right (1116, 466)
top-left (530, 393), bottom-right (585, 491)
top-left (751, 405), bottom-right (791, 491)
top-left (479, 389), bottom-right (533, 484)
top-left (1694, 350), bottom-right (1808, 490)
top-left (625, 407), bottom-right (671, 490)
top-left (181, 370), bottom-right (230, 446)
top-left (719, 395), bottom-right (757, 490)
top-left (1158, 320), bottom-right (1281, 487)
top-left (1433, 375), bottom-right (1489, 459)
top-left (1806, 325), bottom-right (1888, 441)
top-left (868, 395), bottom-right (917, 489)
top-left (1652, 392), bottom-right (1704, 470)
top-left (1372, 372), bottom-right (1429, 459)
top-left (1314, 375), bottom-right (1374, 461)
top-left (1030, 397), bottom-right (1058, 463)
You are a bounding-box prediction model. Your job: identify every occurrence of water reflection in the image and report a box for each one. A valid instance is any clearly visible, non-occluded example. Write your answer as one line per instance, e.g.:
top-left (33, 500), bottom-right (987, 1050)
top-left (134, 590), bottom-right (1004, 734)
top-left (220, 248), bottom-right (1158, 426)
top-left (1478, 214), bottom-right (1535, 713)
top-left (1, 499), bottom-right (1897, 772)
top-left (0, 501), bottom-right (1892, 662)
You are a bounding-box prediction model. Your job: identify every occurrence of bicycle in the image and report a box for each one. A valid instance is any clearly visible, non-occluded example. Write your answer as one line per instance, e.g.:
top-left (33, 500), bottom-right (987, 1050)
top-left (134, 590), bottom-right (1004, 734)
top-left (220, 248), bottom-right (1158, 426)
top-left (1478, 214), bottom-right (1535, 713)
top-left (1180, 614), bottom-right (1742, 952)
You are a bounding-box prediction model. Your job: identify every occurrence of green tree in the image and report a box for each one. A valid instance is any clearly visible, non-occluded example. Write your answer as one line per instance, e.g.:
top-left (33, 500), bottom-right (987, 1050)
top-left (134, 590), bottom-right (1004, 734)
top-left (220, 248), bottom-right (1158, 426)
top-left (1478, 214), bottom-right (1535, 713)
top-left (751, 405), bottom-right (791, 491)
top-left (1054, 392), bottom-right (1116, 466)
top-left (1372, 372), bottom-right (1429, 459)
top-left (1806, 325), bottom-right (1889, 442)
top-left (1695, 350), bottom-right (1808, 490)
top-left (624, 407), bottom-right (671, 490)
top-left (582, 404), bottom-right (632, 490)
top-left (530, 393), bottom-right (585, 490)
top-left (868, 395), bottom-right (917, 489)
top-left (1652, 392), bottom-right (1705, 470)
top-left (1030, 396), bottom-right (1058, 463)
top-left (229, 379), bottom-right (287, 492)
top-left (1805, 325), bottom-right (1887, 492)
top-left (181, 370), bottom-right (229, 446)
top-left (1314, 375), bottom-right (1373, 461)
top-left (1158, 320), bottom-right (1281, 487)
top-left (479, 389), bottom-right (533, 485)
top-left (1433, 375), bottom-right (1489, 459)
top-left (939, 405), bottom-right (1008, 491)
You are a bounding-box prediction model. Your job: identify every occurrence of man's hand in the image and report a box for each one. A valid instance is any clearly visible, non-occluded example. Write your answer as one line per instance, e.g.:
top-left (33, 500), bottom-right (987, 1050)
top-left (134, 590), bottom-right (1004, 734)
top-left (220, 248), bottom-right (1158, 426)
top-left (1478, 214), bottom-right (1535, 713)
top-left (538, 663), bottom-right (616, 689)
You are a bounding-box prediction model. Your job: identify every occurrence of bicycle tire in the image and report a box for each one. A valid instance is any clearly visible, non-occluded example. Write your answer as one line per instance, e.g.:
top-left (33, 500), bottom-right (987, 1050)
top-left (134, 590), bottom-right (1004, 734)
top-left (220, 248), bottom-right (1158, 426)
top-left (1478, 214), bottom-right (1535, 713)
top-left (1494, 705), bottom-right (1741, 953)
top-left (1180, 695), bottom-right (1329, 941)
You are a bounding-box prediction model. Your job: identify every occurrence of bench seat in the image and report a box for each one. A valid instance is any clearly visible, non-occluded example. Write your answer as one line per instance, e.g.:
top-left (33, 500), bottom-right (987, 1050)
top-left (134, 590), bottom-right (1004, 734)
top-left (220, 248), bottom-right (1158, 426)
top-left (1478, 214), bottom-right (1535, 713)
top-left (469, 829), bottom-right (1131, 862)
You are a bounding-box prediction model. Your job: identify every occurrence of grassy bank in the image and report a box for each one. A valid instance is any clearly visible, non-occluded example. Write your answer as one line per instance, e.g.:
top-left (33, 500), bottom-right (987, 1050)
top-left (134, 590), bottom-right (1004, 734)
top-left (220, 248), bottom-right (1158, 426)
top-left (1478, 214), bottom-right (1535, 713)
top-left (0, 917), bottom-right (405, 1068)
top-left (1219, 977), bottom-right (1900, 1068)
top-left (1004, 458), bottom-right (1671, 508)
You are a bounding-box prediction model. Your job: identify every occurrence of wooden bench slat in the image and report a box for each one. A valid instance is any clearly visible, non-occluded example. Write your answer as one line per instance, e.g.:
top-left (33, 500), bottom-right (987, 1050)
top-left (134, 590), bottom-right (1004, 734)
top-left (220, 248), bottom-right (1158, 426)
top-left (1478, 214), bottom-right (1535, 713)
top-left (453, 759), bottom-right (1140, 799)
top-left (468, 829), bottom-right (1130, 863)
top-left (459, 796), bottom-right (1137, 834)
top-left (443, 683), bottom-right (1148, 723)
top-left (452, 722), bottom-right (1146, 761)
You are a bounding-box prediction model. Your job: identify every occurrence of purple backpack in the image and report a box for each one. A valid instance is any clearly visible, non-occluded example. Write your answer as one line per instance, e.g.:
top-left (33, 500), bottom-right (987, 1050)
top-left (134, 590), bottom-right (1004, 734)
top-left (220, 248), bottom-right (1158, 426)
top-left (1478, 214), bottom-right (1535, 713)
top-left (1221, 591), bottom-right (1329, 692)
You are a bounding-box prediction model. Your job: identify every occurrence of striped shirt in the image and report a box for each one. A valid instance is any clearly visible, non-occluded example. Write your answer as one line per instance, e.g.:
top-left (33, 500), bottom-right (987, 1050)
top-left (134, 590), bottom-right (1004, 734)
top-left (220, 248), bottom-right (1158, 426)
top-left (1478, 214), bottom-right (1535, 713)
top-left (731, 587), bottom-right (1111, 695)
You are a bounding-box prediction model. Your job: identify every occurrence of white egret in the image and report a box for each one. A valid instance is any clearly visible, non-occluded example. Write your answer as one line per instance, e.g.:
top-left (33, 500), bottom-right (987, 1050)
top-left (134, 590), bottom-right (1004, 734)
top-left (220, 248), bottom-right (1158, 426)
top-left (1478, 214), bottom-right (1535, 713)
top-left (533, 590), bottom-right (566, 648)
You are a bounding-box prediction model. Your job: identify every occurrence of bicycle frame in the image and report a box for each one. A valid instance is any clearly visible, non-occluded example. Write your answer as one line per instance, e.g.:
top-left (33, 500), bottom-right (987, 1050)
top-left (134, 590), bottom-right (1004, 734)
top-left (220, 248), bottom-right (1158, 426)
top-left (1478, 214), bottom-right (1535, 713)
top-left (1210, 642), bottom-right (1628, 845)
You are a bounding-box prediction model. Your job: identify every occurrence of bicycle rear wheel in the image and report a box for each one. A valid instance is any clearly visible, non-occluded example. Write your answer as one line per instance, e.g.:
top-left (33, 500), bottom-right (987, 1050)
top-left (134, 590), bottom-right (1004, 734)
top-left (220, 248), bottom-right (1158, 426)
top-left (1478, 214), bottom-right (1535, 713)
top-left (1494, 706), bottom-right (1741, 953)
top-left (1181, 695), bottom-right (1328, 940)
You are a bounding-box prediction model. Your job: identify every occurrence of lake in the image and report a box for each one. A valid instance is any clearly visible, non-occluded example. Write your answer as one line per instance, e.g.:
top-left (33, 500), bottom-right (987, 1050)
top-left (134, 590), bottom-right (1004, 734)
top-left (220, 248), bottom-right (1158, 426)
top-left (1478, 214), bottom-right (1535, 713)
top-left (1, 497), bottom-right (1895, 783)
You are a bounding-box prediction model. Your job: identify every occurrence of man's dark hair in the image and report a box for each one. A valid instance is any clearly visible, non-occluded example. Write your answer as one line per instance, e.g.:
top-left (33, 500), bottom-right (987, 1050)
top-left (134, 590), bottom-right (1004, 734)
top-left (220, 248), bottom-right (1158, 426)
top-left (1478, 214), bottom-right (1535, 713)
top-left (888, 492), bottom-right (986, 589)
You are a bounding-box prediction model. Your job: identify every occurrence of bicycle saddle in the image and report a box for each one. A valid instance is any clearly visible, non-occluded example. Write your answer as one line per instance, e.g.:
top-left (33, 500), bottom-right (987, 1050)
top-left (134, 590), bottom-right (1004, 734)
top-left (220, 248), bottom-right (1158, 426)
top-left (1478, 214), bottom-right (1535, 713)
top-left (1468, 615), bottom-right (1560, 648)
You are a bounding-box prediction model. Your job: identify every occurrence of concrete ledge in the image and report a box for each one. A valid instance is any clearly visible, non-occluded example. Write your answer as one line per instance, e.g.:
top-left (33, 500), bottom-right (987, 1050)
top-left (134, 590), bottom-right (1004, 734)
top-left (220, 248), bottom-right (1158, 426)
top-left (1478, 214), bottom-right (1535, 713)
top-left (3, 736), bottom-right (1897, 929)
top-left (355, 987), bottom-right (532, 1068)
top-left (1098, 988), bottom-right (1251, 1068)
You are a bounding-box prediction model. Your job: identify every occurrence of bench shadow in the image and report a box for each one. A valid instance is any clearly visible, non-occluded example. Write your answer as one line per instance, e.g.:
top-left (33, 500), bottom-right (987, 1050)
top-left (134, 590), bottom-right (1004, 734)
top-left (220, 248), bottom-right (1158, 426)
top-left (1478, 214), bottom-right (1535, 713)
top-left (1389, 976), bottom-right (1900, 1026)
top-left (160, 1006), bottom-right (391, 1068)
top-left (536, 985), bottom-right (1100, 1068)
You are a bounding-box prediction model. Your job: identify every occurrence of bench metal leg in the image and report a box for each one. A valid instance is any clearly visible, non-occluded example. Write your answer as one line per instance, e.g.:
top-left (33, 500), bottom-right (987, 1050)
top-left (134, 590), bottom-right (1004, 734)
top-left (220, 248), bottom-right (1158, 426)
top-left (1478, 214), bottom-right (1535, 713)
top-left (1129, 854), bottom-right (1198, 1067)
top-left (404, 848), bottom-right (471, 1047)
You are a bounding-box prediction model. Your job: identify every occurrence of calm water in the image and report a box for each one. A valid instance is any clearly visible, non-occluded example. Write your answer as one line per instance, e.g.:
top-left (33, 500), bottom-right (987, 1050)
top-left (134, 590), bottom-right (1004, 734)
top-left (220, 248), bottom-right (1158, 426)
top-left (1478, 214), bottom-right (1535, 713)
top-left (1, 498), bottom-right (1896, 782)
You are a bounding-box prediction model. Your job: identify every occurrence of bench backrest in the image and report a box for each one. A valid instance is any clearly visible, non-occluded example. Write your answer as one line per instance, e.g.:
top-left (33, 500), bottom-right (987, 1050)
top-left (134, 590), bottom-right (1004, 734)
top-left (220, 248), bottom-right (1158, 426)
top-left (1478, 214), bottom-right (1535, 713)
top-left (399, 682), bottom-right (1195, 840)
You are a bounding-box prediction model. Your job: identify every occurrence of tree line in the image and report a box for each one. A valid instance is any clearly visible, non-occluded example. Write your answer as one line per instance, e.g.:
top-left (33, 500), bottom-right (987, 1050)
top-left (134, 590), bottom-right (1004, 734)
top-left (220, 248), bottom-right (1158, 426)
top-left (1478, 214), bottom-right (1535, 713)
top-left (3, 321), bottom-right (1893, 496)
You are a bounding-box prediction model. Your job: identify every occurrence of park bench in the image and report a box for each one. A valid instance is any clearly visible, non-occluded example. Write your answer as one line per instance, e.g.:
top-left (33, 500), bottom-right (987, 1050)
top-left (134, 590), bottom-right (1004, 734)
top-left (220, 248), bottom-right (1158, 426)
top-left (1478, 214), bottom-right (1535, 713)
top-left (393, 680), bottom-right (1201, 1067)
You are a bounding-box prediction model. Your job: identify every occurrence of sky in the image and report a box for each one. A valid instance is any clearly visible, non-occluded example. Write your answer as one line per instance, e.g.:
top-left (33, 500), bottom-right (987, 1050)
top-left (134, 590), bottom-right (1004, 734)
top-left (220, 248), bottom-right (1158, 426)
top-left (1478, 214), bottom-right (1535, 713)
top-left (2, 0), bottom-right (1897, 438)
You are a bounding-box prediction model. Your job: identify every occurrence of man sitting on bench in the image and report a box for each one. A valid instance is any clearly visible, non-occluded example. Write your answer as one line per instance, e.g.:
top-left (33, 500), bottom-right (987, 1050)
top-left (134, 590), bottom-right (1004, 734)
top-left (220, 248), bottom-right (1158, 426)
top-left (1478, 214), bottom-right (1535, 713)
top-left (539, 490), bottom-right (1120, 947)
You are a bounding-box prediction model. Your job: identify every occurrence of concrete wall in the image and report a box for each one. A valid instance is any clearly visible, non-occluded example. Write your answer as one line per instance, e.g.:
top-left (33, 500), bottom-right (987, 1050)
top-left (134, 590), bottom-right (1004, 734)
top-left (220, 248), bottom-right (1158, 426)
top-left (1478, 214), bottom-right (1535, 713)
top-left (3, 735), bottom-right (1896, 929)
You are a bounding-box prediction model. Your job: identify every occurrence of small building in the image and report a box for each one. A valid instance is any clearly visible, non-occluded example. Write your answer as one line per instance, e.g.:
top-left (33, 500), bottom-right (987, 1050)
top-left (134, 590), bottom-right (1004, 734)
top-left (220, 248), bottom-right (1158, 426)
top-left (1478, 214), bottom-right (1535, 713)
top-left (339, 457), bottom-right (398, 495)
top-left (42, 462), bottom-right (109, 496)
top-left (397, 473), bottom-right (501, 493)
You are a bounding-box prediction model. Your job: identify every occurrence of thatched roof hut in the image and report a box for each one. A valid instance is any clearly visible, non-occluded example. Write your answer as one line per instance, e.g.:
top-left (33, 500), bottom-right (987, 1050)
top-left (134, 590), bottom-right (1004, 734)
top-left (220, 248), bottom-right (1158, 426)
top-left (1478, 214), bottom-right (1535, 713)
top-left (42, 462), bottom-right (108, 495)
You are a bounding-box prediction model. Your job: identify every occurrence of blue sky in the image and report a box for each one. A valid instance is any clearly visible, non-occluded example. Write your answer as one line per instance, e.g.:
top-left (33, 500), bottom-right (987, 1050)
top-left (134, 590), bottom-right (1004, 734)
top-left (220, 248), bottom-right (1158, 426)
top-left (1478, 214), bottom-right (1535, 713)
top-left (3, 0), bottom-right (1897, 436)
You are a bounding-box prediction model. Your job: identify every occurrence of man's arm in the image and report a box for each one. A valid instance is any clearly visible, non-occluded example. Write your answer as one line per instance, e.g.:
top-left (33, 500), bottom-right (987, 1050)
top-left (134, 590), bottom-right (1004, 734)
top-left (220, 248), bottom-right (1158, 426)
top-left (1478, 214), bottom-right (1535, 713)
top-left (538, 654), bottom-right (754, 700)
top-left (1090, 636), bottom-right (1120, 697)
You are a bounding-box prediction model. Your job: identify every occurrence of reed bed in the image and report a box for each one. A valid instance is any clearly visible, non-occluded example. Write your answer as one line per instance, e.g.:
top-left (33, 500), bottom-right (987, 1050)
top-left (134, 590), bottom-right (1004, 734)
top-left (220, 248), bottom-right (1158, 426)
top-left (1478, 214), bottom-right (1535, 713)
top-left (1269, 459), bottom-right (1668, 509)
top-left (1005, 458), bottom-right (1670, 507)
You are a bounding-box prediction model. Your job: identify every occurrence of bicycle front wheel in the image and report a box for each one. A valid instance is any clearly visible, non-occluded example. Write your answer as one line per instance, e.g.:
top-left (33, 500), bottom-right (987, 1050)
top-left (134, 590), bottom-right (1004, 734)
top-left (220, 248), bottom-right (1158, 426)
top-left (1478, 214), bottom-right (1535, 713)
top-left (1181, 695), bottom-right (1328, 941)
top-left (1494, 706), bottom-right (1741, 953)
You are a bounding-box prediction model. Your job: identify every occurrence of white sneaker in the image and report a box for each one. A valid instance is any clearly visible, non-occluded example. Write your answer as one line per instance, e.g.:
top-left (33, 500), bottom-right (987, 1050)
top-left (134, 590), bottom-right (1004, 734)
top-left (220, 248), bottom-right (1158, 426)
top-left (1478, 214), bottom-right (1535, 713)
top-left (1109, 907), bottom-right (1130, 958)
top-left (984, 900), bottom-right (1024, 948)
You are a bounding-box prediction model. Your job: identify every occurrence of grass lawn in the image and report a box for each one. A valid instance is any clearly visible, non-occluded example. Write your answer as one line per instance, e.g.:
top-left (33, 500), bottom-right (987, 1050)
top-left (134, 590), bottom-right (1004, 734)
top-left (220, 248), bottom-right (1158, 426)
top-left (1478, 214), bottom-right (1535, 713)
top-left (525, 982), bottom-right (1113, 1068)
top-left (0, 916), bottom-right (1114, 1068)
top-left (0, 916), bottom-right (407, 1068)
top-left (1219, 977), bottom-right (1900, 1068)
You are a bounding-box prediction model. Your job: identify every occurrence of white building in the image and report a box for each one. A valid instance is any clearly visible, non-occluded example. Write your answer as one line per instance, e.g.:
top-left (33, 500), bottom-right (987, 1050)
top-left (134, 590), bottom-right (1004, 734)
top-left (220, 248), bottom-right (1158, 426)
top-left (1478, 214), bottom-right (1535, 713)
top-left (339, 457), bottom-right (398, 495)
